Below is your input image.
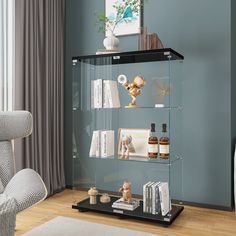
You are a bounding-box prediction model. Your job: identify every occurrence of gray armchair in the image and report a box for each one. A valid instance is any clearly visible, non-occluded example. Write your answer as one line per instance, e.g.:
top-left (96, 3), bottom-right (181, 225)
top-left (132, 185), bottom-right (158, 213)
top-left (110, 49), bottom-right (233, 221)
top-left (0, 111), bottom-right (47, 235)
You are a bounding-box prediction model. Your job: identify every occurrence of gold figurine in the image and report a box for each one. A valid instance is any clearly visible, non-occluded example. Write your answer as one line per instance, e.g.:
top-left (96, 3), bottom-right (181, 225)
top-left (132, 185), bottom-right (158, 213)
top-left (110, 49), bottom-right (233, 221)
top-left (119, 181), bottom-right (132, 203)
top-left (118, 74), bottom-right (146, 108)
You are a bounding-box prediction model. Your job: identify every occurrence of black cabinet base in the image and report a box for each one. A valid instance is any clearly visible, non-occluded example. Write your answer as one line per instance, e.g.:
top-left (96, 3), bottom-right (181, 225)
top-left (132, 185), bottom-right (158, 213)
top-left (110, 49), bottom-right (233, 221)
top-left (72, 195), bottom-right (184, 226)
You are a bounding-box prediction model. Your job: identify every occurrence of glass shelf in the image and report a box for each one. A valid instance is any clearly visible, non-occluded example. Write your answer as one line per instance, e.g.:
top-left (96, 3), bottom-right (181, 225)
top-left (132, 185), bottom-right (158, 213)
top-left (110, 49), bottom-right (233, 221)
top-left (72, 48), bottom-right (184, 65)
top-left (88, 155), bottom-right (182, 165)
top-left (72, 106), bottom-right (183, 111)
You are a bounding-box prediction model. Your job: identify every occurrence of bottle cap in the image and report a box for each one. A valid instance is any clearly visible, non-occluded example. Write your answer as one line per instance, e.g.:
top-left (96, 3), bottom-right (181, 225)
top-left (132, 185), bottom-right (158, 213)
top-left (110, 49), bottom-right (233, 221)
top-left (162, 123), bottom-right (167, 132)
top-left (151, 123), bottom-right (155, 132)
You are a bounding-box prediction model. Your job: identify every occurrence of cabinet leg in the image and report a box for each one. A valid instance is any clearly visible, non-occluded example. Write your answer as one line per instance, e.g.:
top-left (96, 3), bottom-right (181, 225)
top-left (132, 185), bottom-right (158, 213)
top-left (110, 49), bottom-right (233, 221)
top-left (79, 209), bottom-right (88, 212)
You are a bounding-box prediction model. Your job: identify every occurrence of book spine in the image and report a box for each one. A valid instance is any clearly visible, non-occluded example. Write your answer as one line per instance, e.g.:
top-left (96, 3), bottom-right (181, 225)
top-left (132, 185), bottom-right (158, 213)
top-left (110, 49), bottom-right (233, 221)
top-left (150, 184), bottom-right (153, 213)
top-left (106, 81), bottom-right (113, 108)
top-left (101, 130), bottom-right (114, 157)
top-left (112, 205), bottom-right (136, 211)
top-left (93, 79), bottom-right (103, 108)
top-left (143, 182), bottom-right (152, 213)
top-left (94, 80), bottom-right (98, 108)
top-left (143, 184), bottom-right (146, 212)
top-left (103, 81), bottom-right (109, 108)
top-left (95, 131), bottom-right (100, 157)
top-left (159, 182), bottom-right (170, 216)
top-left (98, 79), bottom-right (103, 108)
top-left (159, 184), bottom-right (165, 216)
top-left (111, 81), bottom-right (121, 108)
top-left (101, 131), bottom-right (107, 157)
top-left (146, 184), bottom-right (149, 213)
top-left (147, 183), bottom-right (151, 213)
top-left (152, 183), bottom-right (156, 215)
top-left (155, 183), bottom-right (161, 215)
top-left (91, 80), bottom-right (94, 109)
top-left (89, 131), bottom-right (96, 157)
top-left (108, 130), bottom-right (115, 156)
top-left (103, 80), bottom-right (120, 108)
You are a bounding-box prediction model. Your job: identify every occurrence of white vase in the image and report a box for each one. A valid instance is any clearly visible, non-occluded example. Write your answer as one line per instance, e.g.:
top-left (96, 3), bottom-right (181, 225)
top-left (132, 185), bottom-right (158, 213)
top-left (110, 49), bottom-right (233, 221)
top-left (103, 31), bottom-right (119, 50)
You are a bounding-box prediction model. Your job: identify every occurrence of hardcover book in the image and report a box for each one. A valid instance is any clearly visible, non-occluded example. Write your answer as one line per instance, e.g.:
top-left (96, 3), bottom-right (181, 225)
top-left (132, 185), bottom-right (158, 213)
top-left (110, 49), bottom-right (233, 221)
top-left (89, 130), bottom-right (101, 157)
top-left (103, 80), bottom-right (120, 108)
top-left (159, 182), bottom-right (171, 216)
top-left (100, 130), bottom-right (115, 157)
top-left (143, 181), bottom-right (170, 215)
top-left (91, 79), bottom-right (103, 109)
top-left (112, 198), bottom-right (139, 211)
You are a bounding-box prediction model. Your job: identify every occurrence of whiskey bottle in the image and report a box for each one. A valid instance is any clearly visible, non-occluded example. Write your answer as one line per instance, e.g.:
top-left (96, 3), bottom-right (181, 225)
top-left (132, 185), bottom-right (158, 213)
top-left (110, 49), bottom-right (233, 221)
top-left (159, 123), bottom-right (170, 159)
top-left (148, 123), bottom-right (158, 159)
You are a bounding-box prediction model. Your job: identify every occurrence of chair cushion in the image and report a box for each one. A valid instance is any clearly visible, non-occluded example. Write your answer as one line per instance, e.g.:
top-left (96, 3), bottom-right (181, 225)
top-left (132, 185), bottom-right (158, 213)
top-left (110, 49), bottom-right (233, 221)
top-left (0, 111), bottom-right (32, 141)
top-left (0, 179), bottom-right (4, 193)
top-left (0, 194), bottom-right (17, 235)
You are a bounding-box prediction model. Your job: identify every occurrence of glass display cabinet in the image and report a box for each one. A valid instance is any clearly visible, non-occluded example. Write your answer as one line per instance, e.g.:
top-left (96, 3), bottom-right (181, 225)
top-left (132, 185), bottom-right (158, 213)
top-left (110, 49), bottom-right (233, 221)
top-left (72, 49), bottom-right (184, 226)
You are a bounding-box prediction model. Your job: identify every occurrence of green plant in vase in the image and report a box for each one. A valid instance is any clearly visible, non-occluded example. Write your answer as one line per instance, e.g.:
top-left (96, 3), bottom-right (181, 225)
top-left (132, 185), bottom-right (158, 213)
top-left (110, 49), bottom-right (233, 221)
top-left (96, 0), bottom-right (146, 51)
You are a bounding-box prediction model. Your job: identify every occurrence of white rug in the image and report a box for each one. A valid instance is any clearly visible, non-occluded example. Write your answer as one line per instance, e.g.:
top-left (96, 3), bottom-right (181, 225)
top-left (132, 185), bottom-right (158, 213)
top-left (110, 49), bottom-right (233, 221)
top-left (23, 216), bottom-right (159, 236)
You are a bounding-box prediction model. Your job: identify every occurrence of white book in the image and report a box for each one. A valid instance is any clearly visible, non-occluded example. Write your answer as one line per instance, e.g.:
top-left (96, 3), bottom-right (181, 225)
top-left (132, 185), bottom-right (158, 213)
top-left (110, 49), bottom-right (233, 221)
top-left (159, 182), bottom-right (171, 216)
top-left (147, 182), bottom-right (154, 213)
top-left (149, 182), bottom-right (155, 213)
top-left (89, 130), bottom-right (101, 157)
top-left (103, 81), bottom-right (110, 108)
top-left (103, 80), bottom-right (120, 108)
top-left (111, 204), bottom-right (139, 211)
top-left (96, 49), bottom-right (120, 55)
top-left (100, 130), bottom-right (114, 157)
top-left (151, 182), bottom-right (159, 215)
top-left (143, 181), bottom-right (151, 213)
top-left (92, 79), bottom-right (103, 109)
top-left (112, 198), bottom-right (139, 211)
top-left (155, 182), bottom-right (161, 215)
top-left (94, 130), bottom-right (100, 157)
top-left (89, 131), bottom-right (96, 157)
top-left (91, 80), bottom-right (94, 109)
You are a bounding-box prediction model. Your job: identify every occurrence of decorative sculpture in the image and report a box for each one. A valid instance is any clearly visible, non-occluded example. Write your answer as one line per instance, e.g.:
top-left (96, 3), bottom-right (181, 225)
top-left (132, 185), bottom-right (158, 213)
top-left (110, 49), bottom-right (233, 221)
top-left (120, 135), bottom-right (133, 159)
top-left (100, 193), bottom-right (111, 203)
top-left (118, 74), bottom-right (146, 108)
top-left (119, 181), bottom-right (132, 203)
top-left (88, 187), bottom-right (98, 205)
top-left (152, 78), bottom-right (172, 107)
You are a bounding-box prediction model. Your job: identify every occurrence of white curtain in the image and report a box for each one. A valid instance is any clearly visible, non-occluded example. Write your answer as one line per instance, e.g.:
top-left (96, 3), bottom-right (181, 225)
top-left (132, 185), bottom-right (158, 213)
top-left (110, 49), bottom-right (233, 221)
top-left (0, 0), bottom-right (15, 111)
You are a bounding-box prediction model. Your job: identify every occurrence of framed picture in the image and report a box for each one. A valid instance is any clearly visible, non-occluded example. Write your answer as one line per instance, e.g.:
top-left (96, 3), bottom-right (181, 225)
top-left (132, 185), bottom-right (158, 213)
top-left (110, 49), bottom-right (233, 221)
top-left (118, 128), bottom-right (150, 157)
top-left (105, 0), bottom-right (143, 36)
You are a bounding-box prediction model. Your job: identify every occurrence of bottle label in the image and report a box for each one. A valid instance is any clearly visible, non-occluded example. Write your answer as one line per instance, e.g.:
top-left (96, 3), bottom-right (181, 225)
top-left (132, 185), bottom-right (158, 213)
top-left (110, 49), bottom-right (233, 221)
top-left (148, 144), bottom-right (158, 153)
top-left (159, 145), bottom-right (169, 154)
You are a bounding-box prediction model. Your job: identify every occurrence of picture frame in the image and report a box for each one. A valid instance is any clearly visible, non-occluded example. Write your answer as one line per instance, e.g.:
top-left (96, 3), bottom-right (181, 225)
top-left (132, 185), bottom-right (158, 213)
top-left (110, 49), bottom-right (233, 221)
top-left (118, 128), bottom-right (150, 157)
top-left (105, 0), bottom-right (143, 37)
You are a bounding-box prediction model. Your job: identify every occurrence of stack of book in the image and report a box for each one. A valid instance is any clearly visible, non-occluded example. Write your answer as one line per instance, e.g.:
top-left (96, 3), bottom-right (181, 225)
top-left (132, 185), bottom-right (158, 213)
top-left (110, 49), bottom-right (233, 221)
top-left (112, 198), bottom-right (140, 211)
top-left (91, 79), bottom-right (120, 109)
top-left (96, 49), bottom-right (120, 55)
top-left (143, 182), bottom-right (171, 216)
top-left (89, 130), bottom-right (114, 158)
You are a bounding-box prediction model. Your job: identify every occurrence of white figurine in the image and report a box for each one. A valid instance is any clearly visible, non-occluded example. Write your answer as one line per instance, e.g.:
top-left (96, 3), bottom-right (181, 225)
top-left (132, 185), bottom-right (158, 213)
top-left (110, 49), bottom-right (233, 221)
top-left (120, 135), bottom-right (133, 159)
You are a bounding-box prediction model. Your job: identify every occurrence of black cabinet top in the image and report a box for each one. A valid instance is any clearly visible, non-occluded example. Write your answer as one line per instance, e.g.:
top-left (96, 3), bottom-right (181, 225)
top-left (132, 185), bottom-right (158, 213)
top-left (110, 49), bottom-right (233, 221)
top-left (72, 48), bottom-right (184, 65)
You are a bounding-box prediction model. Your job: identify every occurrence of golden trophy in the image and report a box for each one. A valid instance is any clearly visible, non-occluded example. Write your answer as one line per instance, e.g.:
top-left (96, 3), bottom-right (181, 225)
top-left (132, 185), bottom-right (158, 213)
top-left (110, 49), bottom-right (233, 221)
top-left (117, 74), bottom-right (146, 108)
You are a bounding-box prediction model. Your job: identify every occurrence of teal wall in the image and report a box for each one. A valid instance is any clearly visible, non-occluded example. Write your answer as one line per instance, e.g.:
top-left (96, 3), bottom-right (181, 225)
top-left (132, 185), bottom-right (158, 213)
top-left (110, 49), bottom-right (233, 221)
top-left (65, 0), bottom-right (234, 209)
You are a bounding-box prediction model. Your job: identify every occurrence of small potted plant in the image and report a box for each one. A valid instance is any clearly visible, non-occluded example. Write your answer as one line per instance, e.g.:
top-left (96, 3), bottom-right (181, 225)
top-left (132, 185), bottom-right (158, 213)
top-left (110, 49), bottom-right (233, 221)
top-left (96, 0), bottom-right (145, 51)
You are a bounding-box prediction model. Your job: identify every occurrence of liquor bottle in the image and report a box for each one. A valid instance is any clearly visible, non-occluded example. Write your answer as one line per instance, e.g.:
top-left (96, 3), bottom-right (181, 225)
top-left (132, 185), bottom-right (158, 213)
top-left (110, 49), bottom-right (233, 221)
top-left (148, 123), bottom-right (158, 158)
top-left (159, 124), bottom-right (170, 159)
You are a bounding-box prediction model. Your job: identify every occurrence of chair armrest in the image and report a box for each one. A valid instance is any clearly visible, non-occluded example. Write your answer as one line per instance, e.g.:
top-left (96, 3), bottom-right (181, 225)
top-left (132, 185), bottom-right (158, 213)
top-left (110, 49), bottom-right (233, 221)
top-left (4, 169), bottom-right (47, 213)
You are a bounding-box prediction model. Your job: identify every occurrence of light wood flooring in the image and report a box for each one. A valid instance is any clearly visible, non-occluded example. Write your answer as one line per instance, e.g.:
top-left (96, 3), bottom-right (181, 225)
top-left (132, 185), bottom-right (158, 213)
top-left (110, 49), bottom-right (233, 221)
top-left (16, 189), bottom-right (236, 236)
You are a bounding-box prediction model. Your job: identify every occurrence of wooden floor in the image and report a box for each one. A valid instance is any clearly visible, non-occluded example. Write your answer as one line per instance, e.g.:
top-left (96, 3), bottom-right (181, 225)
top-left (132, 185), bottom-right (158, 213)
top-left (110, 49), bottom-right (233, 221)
top-left (16, 189), bottom-right (236, 236)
